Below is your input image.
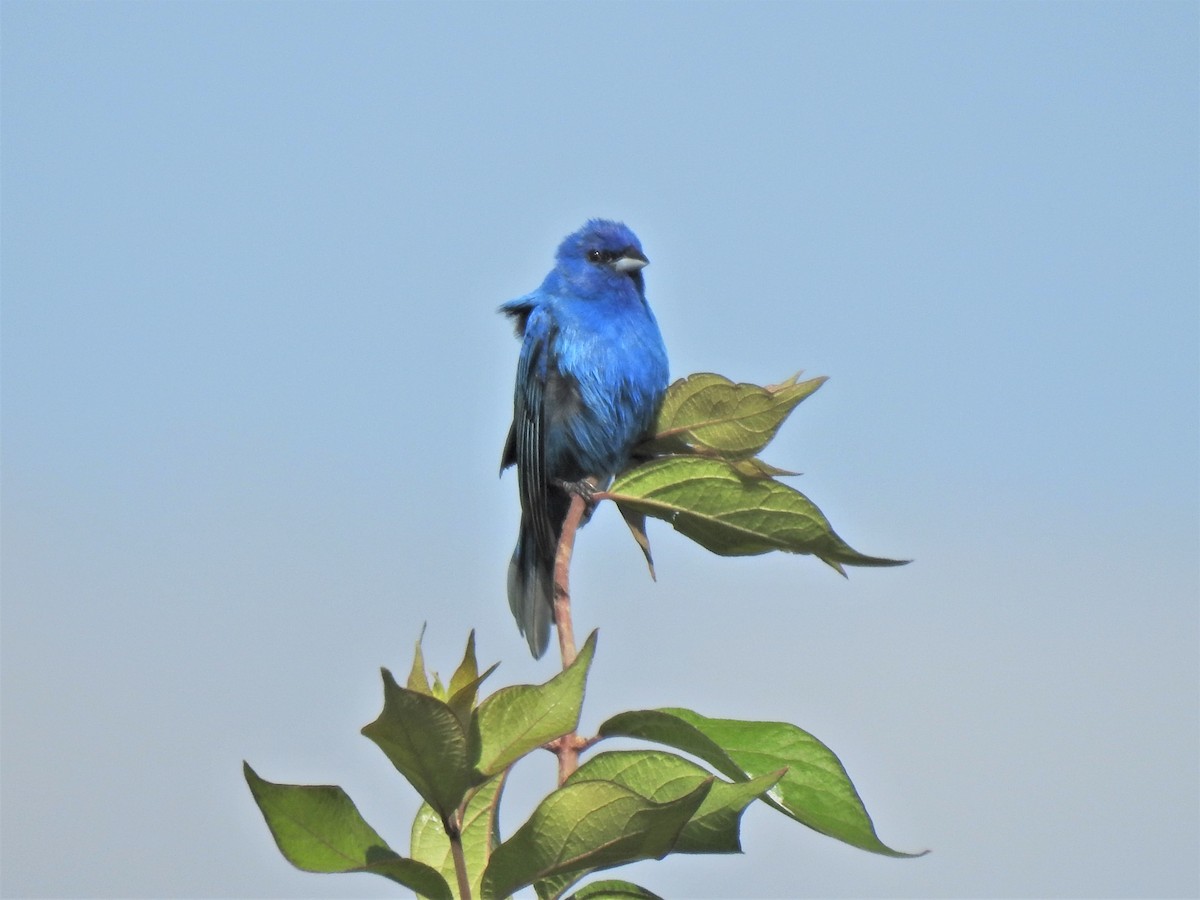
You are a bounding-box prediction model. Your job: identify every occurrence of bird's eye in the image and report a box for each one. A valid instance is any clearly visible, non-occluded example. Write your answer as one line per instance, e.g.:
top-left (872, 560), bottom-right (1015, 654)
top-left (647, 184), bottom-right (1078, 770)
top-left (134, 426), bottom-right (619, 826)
top-left (588, 249), bottom-right (616, 265)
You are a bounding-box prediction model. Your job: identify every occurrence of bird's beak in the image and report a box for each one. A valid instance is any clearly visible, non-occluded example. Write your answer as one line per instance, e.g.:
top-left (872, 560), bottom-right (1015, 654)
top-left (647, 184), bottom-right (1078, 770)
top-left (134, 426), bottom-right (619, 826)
top-left (613, 251), bottom-right (649, 273)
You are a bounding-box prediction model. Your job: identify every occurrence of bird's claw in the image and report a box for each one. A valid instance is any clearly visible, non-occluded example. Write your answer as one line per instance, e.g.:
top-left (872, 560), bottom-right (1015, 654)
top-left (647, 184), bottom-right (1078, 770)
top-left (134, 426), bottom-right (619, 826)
top-left (556, 478), bottom-right (597, 501)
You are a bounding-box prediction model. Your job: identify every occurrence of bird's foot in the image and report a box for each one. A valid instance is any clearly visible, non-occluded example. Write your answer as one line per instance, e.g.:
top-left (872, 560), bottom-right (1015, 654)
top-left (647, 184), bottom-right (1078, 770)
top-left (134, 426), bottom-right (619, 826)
top-left (555, 478), bottom-right (596, 500)
top-left (555, 478), bottom-right (599, 517)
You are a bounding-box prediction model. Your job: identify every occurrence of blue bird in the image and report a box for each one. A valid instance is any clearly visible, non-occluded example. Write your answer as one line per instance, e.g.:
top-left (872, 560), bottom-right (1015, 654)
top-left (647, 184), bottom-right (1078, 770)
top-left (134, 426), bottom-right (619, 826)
top-left (501, 220), bottom-right (670, 658)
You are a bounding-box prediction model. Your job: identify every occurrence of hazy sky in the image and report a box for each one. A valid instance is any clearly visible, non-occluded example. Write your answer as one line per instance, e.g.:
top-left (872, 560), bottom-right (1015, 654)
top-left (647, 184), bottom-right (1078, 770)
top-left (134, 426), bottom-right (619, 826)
top-left (3, 2), bottom-right (1197, 898)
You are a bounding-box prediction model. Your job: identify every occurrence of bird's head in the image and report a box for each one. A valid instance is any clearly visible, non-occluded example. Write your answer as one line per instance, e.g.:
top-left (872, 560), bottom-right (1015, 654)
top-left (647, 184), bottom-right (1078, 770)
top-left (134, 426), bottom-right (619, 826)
top-left (554, 219), bottom-right (649, 299)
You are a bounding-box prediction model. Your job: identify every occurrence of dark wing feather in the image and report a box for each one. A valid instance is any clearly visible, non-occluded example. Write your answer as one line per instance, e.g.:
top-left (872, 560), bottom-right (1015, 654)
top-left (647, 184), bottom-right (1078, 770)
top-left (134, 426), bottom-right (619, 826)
top-left (519, 340), bottom-right (556, 562)
top-left (500, 295), bottom-right (535, 473)
top-left (501, 300), bottom-right (570, 657)
top-left (504, 305), bottom-right (558, 561)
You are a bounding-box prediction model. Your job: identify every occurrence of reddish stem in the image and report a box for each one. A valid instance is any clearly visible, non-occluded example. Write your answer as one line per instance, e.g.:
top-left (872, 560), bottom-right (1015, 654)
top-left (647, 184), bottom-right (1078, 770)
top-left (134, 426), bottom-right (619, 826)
top-left (549, 490), bottom-right (591, 783)
top-left (553, 492), bottom-right (588, 670)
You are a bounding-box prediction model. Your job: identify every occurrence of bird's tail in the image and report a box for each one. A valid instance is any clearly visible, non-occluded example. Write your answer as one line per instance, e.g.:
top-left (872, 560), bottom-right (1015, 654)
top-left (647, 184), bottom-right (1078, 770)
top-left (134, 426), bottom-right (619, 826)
top-left (507, 520), bottom-right (556, 658)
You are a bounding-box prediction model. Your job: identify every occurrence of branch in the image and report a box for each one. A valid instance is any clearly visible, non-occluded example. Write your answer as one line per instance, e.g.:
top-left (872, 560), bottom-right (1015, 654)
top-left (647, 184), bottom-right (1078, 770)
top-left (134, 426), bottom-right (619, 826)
top-left (552, 491), bottom-right (588, 670)
top-left (447, 814), bottom-right (472, 900)
top-left (548, 490), bottom-right (591, 783)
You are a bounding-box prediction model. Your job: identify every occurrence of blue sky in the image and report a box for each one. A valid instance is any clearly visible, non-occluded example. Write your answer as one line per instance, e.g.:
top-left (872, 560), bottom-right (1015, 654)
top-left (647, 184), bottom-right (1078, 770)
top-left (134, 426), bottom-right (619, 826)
top-left (2, 2), bottom-right (1197, 898)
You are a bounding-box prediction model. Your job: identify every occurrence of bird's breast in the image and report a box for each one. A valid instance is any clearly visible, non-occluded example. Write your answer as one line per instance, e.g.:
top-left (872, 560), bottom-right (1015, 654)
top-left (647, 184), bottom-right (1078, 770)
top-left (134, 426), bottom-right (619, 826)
top-left (546, 304), bottom-right (667, 480)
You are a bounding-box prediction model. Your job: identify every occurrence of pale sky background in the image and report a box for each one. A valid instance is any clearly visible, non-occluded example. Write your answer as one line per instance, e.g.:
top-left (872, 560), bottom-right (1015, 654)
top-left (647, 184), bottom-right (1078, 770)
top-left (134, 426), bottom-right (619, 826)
top-left (2, 3), bottom-right (1197, 898)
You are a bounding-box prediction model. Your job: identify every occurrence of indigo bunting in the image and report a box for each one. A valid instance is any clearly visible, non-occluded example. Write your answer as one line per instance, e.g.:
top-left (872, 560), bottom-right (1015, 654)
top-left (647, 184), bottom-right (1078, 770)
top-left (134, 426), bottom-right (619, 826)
top-left (501, 220), bottom-right (669, 658)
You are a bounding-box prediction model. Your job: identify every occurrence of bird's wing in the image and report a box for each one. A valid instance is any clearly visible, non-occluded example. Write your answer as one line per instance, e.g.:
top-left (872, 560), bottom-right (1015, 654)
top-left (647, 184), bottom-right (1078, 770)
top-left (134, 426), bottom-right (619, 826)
top-left (499, 294), bottom-right (538, 472)
top-left (499, 293), bottom-right (538, 337)
top-left (509, 305), bottom-right (558, 560)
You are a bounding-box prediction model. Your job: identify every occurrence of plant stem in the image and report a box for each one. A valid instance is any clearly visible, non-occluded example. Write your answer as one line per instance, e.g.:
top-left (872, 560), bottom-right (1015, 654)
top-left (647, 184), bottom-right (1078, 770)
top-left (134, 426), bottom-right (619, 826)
top-left (448, 816), bottom-right (472, 900)
top-left (552, 491), bottom-right (588, 671)
top-left (548, 490), bottom-right (590, 784)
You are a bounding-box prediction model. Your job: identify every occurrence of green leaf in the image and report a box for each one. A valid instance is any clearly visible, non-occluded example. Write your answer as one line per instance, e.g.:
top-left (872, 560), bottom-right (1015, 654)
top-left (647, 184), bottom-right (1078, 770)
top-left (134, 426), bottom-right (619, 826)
top-left (539, 875), bottom-right (666, 900)
top-left (642, 372), bottom-right (825, 459)
top-left (607, 457), bottom-right (907, 570)
top-left (447, 631), bottom-right (480, 700)
top-left (244, 763), bottom-right (452, 899)
top-left (480, 778), bottom-right (711, 900)
top-left (535, 863), bottom-right (668, 899)
top-left (408, 626), bottom-right (433, 696)
top-left (598, 709), bottom-right (922, 858)
top-left (616, 504), bottom-right (656, 579)
top-left (411, 772), bottom-right (507, 900)
top-left (535, 869), bottom-right (588, 900)
top-left (567, 750), bottom-right (784, 854)
top-left (727, 456), bottom-right (800, 479)
top-left (470, 631), bottom-right (597, 777)
top-left (361, 669), bottom-right (473, 824)
top-left (445, 631), bottom-right (500, 727)
top-left (448, 663), bottom-right (501, 730)
top-left (568, 879), bottom-right (665, 899)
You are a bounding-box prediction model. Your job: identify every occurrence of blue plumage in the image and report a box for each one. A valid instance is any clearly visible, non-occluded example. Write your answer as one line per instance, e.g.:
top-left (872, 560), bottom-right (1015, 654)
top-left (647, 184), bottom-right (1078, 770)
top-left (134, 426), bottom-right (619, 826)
top-left (500, 220), bottom-right (669, 658)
